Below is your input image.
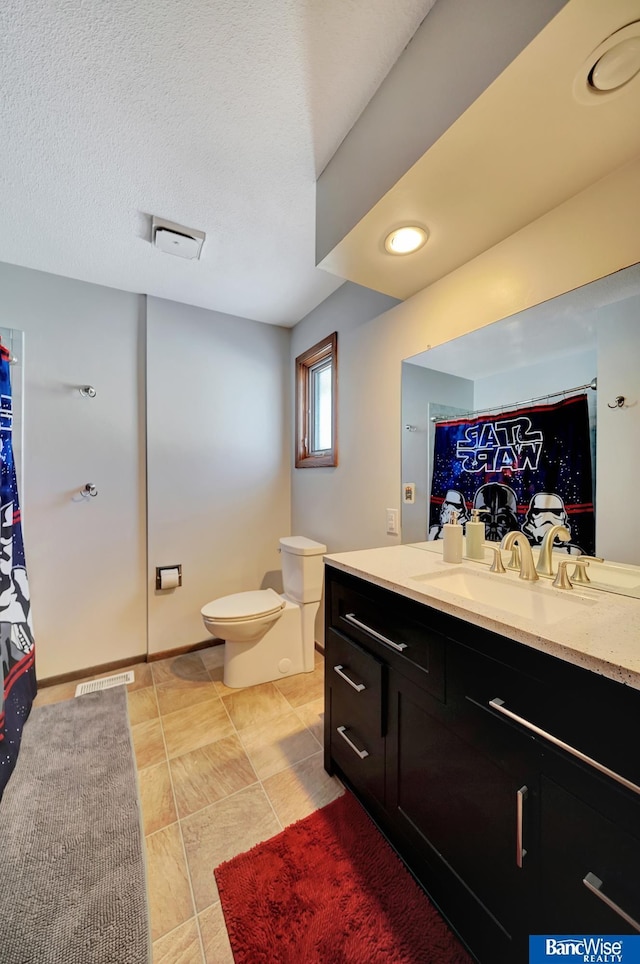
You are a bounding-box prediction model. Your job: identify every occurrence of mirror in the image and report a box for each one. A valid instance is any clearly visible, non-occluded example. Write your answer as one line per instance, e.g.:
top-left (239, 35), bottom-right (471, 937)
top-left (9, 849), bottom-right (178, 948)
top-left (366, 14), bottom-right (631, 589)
top-left (401, 263), bottom-right (640, 596)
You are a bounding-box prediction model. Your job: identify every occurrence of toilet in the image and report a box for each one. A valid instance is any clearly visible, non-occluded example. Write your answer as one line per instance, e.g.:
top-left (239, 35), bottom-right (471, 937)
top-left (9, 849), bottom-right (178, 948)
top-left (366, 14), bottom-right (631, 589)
top-left (200, 536), bottom-right (327, 688)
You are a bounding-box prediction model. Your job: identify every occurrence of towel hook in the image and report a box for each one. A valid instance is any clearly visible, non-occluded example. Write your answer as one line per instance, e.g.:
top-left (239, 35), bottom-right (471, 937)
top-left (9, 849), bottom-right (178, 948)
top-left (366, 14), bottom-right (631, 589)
top-left (607, 395), bottom-right (625, 409)
top-left (82, 483), bottom-right (98, 498)
top-left (79, 385), bottom-right (97, 398)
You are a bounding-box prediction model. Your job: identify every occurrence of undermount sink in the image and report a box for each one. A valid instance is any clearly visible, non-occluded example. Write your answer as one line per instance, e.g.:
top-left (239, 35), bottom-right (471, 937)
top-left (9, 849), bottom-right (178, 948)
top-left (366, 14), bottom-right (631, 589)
top-left (410, 567), bottom-right (599, 624)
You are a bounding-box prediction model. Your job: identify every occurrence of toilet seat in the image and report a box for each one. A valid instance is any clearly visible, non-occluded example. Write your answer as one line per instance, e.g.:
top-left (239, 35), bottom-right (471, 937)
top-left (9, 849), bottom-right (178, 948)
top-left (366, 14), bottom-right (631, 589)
top-left (201, 588), bottom-right (285, 623)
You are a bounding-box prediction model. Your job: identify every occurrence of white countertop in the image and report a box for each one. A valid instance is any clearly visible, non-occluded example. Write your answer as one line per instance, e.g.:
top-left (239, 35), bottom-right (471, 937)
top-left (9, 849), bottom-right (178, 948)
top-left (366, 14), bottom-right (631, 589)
top-left (324, 544), bottom-right (640, 691)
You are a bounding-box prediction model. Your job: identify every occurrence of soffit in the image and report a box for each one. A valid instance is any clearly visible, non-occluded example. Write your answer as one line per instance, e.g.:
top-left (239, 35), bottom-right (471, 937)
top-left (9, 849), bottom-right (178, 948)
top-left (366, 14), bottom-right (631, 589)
top-left (318, 0), bottom-right (640, 299)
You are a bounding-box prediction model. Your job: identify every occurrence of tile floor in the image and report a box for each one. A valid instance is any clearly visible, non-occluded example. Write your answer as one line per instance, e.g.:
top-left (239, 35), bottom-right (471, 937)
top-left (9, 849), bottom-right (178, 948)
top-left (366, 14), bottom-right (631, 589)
top-left (34, 646), bottom-right (343, 964)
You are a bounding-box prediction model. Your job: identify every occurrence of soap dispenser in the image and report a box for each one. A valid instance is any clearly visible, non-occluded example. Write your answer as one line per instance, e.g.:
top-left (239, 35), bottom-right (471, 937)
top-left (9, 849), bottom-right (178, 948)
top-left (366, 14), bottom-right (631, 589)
top-left (466, 509), bottom-right (486, 561)
top-left (442, 510), bottom-right (463, 563)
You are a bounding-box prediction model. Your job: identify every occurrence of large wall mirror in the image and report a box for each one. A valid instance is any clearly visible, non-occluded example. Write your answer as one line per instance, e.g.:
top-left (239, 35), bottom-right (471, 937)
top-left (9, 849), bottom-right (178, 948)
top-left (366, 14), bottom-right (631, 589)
top-left (401, 262), bottom-right (640, 590)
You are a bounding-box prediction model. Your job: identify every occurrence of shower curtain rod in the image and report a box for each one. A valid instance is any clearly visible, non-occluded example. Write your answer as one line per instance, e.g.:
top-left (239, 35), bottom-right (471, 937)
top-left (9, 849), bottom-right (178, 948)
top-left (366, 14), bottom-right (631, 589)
top-left (430, 377), bottom-right (597, 423)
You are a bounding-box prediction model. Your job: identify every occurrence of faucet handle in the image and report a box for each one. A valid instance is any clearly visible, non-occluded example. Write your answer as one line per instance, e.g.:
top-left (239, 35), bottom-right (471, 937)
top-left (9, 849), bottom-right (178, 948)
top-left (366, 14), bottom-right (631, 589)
top-left (483, 542), bottom-right (506, 574)
top-left (571, 555), bottom-right (604, 584)
top-left (552, 559), bottom-right (574, 590)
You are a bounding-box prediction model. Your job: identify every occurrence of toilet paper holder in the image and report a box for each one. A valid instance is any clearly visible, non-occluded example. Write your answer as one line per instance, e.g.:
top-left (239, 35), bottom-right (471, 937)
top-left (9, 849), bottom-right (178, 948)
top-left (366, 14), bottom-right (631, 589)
top-left (156, 565), bottom-right (182, 590)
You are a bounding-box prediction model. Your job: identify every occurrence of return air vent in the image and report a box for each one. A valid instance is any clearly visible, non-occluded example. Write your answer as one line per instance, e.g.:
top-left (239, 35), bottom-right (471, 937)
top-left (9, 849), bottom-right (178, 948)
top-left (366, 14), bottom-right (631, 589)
top-left (75, 671), bottom-right (135, 697)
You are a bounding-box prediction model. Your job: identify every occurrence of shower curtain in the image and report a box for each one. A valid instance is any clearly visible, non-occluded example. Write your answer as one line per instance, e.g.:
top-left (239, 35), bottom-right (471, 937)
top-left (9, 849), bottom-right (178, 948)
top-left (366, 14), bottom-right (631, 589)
top-left (0, 341), bottom-right (36, 800)
top-left (428, 393), bottom-right (595, 555)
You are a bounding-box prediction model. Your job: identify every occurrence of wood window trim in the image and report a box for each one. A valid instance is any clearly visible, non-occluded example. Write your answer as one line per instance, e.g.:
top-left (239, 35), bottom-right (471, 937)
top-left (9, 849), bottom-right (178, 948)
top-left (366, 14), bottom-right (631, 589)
top-left (295, 331), bottom-right (338, 468)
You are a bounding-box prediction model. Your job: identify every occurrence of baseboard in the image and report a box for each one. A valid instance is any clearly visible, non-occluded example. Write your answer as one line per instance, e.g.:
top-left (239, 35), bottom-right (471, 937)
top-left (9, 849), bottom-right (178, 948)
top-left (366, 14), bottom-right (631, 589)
top-left (146, 639), bottom-right (222, 662)
top-left (38, 653), bottom-right (146, 688)
top-left (39, 637), bottom-right (320, 687)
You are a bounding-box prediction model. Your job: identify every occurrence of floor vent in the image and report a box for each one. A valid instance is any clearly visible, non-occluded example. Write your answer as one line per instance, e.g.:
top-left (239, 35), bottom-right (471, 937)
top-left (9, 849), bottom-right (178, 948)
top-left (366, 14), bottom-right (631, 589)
top-left (75, 671), bottom-right (135, 697)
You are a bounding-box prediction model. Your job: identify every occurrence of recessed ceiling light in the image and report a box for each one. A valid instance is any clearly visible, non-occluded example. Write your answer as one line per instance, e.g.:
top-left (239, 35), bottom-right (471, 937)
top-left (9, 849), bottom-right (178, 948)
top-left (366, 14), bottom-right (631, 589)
top-left (384, 225), bottom-right (429, 255)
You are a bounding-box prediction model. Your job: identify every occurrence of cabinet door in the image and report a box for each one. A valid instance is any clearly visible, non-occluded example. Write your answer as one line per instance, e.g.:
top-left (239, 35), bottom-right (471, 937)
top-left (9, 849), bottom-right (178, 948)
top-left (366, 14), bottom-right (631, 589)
top-left (540, 774), bottom-right (640, 935)
top-left (386, 669), bottom-right (536, 962)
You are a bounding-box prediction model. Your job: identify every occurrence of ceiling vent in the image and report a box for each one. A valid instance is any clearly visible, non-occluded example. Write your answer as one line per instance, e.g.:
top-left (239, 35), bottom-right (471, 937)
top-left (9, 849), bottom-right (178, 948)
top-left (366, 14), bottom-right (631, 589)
top-left (151, 216), bottom-right (206, 260)
top-left (575, 21), bottom-right (640, 103)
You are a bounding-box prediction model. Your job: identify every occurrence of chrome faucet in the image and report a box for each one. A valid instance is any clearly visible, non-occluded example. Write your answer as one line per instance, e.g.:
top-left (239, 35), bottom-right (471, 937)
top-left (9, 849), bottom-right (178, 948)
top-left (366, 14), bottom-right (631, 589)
top-left (536, 525), bottom-right (571, 577)
top-left (500, 532), bottom-right (539, 581)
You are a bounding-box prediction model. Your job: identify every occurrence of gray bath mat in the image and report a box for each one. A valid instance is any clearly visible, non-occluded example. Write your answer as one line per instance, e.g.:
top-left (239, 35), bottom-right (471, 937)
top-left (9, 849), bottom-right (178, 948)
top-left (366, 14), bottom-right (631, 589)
top-left (0, 686), bottom-right (151, 963)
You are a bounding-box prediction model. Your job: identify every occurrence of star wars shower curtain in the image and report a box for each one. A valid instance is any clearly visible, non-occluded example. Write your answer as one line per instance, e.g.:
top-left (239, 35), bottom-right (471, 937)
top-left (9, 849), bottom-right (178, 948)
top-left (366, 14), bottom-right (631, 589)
top-left (0, 342), bottom-right (36, 800)
top-left (428, 393), bottom-right (595, 555)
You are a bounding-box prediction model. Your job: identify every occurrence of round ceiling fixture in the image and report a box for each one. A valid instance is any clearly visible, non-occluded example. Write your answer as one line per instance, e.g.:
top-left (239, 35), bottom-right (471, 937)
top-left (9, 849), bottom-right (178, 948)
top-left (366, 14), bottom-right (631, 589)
top-left (575, 21), bottom-right (640, 103)
top-left (590, 36), bottom-right (640, 90)
top-left (384, 225), bottom-right (429, 255)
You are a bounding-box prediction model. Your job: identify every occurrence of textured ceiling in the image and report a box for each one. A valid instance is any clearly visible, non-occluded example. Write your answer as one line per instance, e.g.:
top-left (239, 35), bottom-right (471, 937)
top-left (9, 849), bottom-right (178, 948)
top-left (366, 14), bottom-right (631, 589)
top-left (0, 0), bottom-right (435, 326)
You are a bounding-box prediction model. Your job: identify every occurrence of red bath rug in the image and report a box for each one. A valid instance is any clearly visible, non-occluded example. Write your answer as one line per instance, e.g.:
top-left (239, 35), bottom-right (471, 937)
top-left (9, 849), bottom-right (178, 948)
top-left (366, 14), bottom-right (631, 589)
top-left (214, 790), bottom-right (473, 963)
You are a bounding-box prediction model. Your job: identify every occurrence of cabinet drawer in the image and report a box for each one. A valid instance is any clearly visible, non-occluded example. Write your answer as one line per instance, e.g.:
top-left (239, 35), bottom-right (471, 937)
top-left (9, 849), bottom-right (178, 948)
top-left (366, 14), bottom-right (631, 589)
top-left (329, 713), bottom-right (384, 774)
top-left (449, 637), bottom-right (640, 793)
top-left (326, 628), bottom-right (384, 737)
top-left (328, 571), bottom-right (445, 700)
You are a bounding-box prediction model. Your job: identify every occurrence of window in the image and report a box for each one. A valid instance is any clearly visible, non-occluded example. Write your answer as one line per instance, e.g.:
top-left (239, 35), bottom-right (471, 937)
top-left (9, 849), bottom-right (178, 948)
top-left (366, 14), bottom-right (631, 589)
top-left (295, 332), bottom-right (337, 468)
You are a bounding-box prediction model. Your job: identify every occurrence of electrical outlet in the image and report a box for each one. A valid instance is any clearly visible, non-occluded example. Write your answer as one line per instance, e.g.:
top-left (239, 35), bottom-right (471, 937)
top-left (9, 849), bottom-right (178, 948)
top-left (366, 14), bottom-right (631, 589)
top-left (386, 508), bottom-right (399, 535)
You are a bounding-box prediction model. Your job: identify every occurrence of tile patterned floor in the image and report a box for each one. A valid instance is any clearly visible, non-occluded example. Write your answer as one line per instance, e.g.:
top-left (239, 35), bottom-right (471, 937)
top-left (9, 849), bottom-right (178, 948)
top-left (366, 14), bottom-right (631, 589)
top-left (34, 647), bottom-right (343, 963)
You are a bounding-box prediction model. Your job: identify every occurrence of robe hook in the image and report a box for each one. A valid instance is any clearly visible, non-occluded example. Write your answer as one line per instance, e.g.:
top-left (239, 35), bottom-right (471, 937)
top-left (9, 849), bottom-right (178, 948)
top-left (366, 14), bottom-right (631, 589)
top-left (607, 395), bottom-right (625, 409)
top-left (79, 385), bottom-right (96, 398)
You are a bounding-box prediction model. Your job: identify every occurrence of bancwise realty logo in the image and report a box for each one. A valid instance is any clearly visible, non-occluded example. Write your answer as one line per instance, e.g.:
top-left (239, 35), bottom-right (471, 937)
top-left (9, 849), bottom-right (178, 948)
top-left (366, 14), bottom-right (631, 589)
top-left (530, 936), bottom-right (640, 962)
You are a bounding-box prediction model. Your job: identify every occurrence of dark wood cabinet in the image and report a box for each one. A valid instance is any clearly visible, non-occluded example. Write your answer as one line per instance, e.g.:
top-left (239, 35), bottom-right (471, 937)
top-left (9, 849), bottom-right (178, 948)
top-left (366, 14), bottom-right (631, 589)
top-left (539, 771), bottom-right (640, 935)
top-left (386, 668), bottom-right (535, 962)
top-left (324, 564), bottom-right (640, 964)
top-left (325, 628), bottom-right (386, 807)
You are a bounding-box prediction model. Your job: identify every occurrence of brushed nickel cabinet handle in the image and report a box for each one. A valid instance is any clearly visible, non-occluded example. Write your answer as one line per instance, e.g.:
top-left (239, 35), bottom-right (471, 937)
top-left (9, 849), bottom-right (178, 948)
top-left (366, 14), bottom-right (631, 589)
top-left (344, 613), bottom-right (407, 652)
top-left (583, 872), bottom-right (640, 932)
top-left (516, 785), bottom-right (528, 868)
top-left (489, 698), bottom-right (640, 797)
top-left (333, 664), bottom-right (366, 692)
top-left (336, 725), bottom-right (369, 759)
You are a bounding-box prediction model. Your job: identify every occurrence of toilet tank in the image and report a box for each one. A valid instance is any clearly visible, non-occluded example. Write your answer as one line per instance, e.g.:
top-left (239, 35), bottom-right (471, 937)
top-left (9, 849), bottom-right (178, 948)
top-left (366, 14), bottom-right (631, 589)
top-left (280, 536), bottom-right (327, 603)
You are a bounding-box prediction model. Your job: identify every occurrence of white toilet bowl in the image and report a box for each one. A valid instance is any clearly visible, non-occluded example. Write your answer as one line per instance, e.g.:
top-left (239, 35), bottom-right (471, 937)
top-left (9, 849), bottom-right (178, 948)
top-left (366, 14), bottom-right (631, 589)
top-left (200, 536), bottom-right (326, 688)
top-left (201, 589), bottom-right (285, 643)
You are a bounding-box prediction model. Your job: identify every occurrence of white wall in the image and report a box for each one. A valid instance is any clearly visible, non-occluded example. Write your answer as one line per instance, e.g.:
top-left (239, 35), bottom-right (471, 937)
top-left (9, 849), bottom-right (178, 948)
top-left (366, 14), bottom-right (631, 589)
top-left (0, 263), bottom-right (147, 679)
top-left (596, 299), bottom-right (640, 564)
top-left (473, 351), bottom-right (597, 413)
top-left (292, 160), bottom-right (640, 564)
top-left (146, 297), bottom-right (291, 655)
top-left (291, 282), bottom-right (400, 551)
top-left (401, 365), bottom-right (473, 543)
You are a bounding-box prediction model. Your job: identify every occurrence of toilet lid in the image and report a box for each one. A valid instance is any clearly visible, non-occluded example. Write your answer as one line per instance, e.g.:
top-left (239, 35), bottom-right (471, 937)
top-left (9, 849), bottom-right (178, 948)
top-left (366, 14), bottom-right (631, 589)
top-left (201, 588), bottom-right (285, 622)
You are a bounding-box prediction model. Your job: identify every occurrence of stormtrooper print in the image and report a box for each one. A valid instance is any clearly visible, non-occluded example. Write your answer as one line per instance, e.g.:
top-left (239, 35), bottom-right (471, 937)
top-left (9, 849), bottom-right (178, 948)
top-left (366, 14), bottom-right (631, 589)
top-left (522, 491), bottom-right (582, 554)
top-left (0, 500), bottom-right (35, 725)
top-left (0, 345), bottom-right (36, 799)
top-left (428, 489), bottom-right (469, 540)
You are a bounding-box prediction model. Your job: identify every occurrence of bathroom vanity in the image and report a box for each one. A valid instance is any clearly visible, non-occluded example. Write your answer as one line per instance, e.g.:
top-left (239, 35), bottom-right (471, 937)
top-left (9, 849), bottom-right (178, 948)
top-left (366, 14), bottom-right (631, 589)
top-left (323, 546), bottom-right (640, 964)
